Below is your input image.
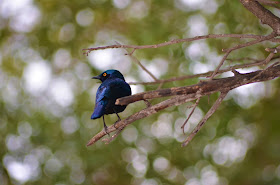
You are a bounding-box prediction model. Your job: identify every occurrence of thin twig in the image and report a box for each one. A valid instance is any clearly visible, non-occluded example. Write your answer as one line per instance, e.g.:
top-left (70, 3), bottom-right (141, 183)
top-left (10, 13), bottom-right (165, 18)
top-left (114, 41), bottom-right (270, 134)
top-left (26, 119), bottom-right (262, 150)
top-left (244, 61), bottom-right (280, 84)
top-left (227, 57), bottom-right (262, 62)
top-left (128, 57), bottom-right (279, 85)
top-left (231, 69), bottom-right (242, 76)
top-left (156, 82), bottom-right (164, 90)
top-left (115, 41), bottom-right (159, 82)
top-left (102, 126), bottom-right (125, 144)
top-left (209, 32), bottom-right (277, 79)
top-left (265, 47), bottom-right (280, 53)
top-left (266, 4), bottom-right (280, 10)
top-left (240, 0), bottom-right (280, 32)
top-left (82, 34), bottom-right (279, 55)
top-left (258, 0), bottom-right (280, 9)
top-left (264, 46), bottom-right (280, 64)
top-left (209, 50), bottom-right (231, 79)
top-left (181, 97), bottom-right (201, 134)
top-left (257, 0), bottom-right (280, 5)
top-left (130, 54), bottom-right (158, 82)
top-left (143, 100), bottom-right (152, 107)
top-left (181, 91), bottom-right (229, 147)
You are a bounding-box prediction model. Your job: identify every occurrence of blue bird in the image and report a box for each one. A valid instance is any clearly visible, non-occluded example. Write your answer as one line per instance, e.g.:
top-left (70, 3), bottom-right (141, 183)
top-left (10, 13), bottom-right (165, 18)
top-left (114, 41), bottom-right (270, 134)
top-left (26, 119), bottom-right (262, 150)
top-left (91, 69), bottom-right (131, 134)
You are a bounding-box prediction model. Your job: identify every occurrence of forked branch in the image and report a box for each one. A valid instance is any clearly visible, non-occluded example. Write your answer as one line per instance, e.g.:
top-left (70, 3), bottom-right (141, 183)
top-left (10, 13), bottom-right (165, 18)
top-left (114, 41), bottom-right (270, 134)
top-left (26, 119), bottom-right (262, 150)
top-left (85, 0), bottom-right (280, 147)
top-left (87, 94), bottom-right (200, 146)
top-left (87, 65), bottom-right (280, 147)
top-left (181, 91), bottom-right (228, 147)
top-left (116, 65), bottom-right (280, 106)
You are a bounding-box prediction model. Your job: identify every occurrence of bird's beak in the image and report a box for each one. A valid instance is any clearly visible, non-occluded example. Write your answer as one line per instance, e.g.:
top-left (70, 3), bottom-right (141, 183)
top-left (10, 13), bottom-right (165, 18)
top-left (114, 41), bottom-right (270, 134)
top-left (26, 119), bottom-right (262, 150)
top-left (92, 76), bottom-right (101, 80)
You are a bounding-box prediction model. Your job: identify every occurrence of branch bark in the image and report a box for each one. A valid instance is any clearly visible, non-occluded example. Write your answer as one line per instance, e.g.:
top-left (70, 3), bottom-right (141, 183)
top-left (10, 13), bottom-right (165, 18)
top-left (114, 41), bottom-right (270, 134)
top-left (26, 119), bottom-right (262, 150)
top-left (240, 0), bottom-right (280, 34)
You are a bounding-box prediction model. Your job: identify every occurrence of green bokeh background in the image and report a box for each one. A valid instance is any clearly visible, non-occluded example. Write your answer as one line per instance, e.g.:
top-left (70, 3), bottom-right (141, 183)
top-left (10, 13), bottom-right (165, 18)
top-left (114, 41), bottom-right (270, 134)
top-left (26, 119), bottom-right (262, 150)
top-left (0, 0), bottom-right (280, 184)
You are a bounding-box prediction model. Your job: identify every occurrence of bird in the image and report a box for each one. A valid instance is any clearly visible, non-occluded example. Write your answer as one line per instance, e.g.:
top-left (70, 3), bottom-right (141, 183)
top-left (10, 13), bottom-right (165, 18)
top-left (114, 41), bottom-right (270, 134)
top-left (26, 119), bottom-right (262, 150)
top-left (91, 69), bottom-right (131, 134)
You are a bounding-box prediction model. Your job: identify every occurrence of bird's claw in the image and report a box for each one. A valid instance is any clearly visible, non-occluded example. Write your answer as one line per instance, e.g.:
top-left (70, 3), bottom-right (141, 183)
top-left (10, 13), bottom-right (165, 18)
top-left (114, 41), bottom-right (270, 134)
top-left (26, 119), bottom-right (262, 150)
top-left (113, 118), bottom-right (121, 129)
top-left (104, 126), bottom-right (110, 136)
top-left (113, 121), bottom-right (119, 129)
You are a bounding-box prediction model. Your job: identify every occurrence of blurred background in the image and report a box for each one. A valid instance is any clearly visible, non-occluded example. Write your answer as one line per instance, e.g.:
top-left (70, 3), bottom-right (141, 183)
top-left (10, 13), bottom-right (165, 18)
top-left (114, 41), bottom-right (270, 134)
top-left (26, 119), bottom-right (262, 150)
top-left (0, 0), bottom-right (280, 184)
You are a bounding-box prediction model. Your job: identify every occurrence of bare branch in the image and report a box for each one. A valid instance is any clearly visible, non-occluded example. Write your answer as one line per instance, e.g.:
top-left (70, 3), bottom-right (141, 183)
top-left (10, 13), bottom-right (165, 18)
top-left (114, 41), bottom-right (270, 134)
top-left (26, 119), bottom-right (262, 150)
top-left (244, 61), bottom-right (280, 85)
top-left (264, 46), bottom-right (280, 64)
top-left (222, 33), bottom-right (277, 53)
top-left (240, 0), bottom-right (280, 33)
top-left (128, 54), bottom-right (158, 82)
top-left (181, 97), bottom-right (201, 134)
top-left (226, 56), bottom-right (278, 62)
top-left (231, 69), bottom-right (242, 76)
top-left (257, 0), bottom-right (280, 5)
top-left (87, 65), bottom-right (280, 146)
top-left (101, 126), bottom-right (124, 144)
top-left (117, 64), bottom-right (280, 106)
top-left (86, 0), bottom-right (280, 147)
top-left (208, 0), bottom-right (280, 79)
top-left (115, 41), bottom-right (159, 82)
top-left (210, 32), bottom-right (277, 79)
top-left (181, 91), bottom-right (229, 147)
top-left (87, 94), bottom-right (200, 146)
top-left (265, 47), bottom-right (280, 54)
top-left (258, 0), bottom-right (280, 9)
top-left (128, 56), bottom-right (279, 85)
top-left (82, 34), bottom-right (279, 55)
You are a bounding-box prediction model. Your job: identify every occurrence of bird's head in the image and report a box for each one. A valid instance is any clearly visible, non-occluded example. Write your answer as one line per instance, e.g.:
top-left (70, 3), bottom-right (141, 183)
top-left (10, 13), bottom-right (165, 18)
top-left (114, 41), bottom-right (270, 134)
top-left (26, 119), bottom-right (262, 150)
top-left (92, 69), bottom-right (125, 82)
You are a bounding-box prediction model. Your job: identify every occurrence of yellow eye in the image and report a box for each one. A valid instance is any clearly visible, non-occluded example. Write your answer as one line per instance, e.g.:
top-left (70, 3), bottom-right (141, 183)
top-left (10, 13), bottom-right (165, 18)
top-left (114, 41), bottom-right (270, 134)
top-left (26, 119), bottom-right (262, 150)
top-left (103, 73), bottom-right (107, 77)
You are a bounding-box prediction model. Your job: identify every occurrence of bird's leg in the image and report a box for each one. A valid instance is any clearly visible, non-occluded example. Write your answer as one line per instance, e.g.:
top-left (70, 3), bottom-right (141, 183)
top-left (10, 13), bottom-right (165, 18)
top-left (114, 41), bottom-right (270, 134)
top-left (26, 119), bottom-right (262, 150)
top-left (116, 112), bottom-right (121, 121)
top-left (103, 116), bottom-right (110, 136)
top-left (113, 109), bottom-right (121, 129)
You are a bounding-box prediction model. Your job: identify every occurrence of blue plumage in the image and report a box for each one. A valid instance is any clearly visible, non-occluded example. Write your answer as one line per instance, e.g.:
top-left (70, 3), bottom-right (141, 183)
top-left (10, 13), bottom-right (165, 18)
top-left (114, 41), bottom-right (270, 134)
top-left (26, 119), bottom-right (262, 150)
top-left (91, 69), bottom-right (131, 133)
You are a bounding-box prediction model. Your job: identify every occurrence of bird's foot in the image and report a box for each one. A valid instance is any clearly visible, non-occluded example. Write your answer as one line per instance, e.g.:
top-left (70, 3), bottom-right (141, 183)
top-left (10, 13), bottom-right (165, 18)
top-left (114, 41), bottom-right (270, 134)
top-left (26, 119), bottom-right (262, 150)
top-left (113, 121), bottom-right (118, 129)
top-left (114, 118), bottom-right (121, 129)
top-left (104, 126), bottom-right (110, 136)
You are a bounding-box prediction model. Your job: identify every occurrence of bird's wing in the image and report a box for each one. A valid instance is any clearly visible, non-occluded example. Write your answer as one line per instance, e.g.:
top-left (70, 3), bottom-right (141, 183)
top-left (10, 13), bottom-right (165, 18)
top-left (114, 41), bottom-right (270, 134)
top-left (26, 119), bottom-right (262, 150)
top-left (96, 85), bottom-right (108, 102)
top-left (91, 85), bottom-right (108, 119)
top-left (108, 79), bottom-right (132, 98)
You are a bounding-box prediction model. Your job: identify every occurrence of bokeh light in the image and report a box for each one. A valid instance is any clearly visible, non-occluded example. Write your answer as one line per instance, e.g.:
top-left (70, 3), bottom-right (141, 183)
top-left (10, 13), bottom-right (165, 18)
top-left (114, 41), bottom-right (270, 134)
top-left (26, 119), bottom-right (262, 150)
top-left (0, 0), bottom-right (279, 184)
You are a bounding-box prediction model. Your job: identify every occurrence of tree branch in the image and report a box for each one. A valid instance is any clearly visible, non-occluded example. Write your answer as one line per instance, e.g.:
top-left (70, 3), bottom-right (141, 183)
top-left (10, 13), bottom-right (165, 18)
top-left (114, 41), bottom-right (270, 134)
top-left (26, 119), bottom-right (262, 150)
top-left (115, 41), bottom-right (159, 82)
top-left (181, 97), bottom-right (201, 134)
top-left (128, 57), bottom-right (279, 85)
top-left (83, 34), bottom-right (279, 55)
top-left (240, 0), bottom-right (280, 34)
top-left (181, 91), bottom-right (229, 147)
top-left (87, 94), bottom-right (200, 146)
top-left (86, 1), bottom-right (280, 147)
top-left (266, 47), bottom-right (280, 53)
top-left (87, 65), bottom-right (280, 146)
top-left (117, 64), bottom-right (280, 106)
top-left (257, 0), bottom-right (280, 5)
top-left (210, 32), bottom-right (277, 79)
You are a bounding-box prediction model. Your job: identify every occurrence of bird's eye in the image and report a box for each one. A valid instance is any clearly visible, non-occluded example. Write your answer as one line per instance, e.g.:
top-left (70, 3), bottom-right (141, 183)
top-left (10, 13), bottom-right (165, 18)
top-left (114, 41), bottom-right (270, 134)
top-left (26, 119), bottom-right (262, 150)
top-left (103, 73), bottom-right (107, 77)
